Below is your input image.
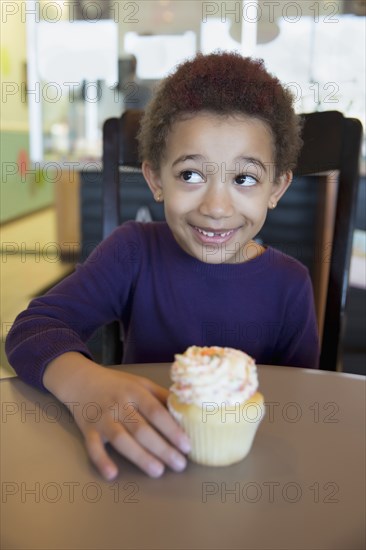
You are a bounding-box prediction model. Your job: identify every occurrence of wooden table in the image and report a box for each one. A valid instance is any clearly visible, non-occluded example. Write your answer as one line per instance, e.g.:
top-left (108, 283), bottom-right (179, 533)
top-left (1, 364), bottom-right (365, 549)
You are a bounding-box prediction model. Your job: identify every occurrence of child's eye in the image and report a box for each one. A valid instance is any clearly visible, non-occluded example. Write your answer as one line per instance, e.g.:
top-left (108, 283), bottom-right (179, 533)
top-left (234, 174), bottom-right (258, 187)
top-left (180, 170), bottom-right (205, 183)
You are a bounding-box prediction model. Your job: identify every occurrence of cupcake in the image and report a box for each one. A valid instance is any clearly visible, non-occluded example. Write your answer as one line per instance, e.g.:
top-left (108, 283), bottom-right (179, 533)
top-left (167, 346), bottom-right (265, 466)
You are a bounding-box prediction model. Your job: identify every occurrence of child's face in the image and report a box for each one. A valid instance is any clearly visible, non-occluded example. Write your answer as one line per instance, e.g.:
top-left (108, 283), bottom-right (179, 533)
top-left (143, 112), bottom-right (292, 264)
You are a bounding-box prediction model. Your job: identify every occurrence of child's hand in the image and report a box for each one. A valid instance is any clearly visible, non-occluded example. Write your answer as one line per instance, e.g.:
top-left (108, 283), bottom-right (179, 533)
top-left (43, 352), bottom-right (191, 480)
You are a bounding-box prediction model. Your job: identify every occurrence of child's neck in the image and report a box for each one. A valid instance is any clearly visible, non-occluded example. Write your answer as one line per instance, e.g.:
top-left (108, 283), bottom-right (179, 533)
top-left (240, 240), bottom-right (266, 263)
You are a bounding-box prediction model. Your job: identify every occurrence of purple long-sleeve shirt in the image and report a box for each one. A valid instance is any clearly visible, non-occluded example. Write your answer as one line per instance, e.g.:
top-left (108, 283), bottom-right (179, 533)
top-left (6, 221), bottom-right (319, 390)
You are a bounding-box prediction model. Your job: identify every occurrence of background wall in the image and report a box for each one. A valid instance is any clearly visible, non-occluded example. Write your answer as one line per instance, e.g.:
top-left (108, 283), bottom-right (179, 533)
top-left (1, 1), bottom-right (54, 223)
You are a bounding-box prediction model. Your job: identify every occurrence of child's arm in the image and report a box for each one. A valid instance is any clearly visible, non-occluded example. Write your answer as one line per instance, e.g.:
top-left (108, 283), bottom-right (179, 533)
top-left (43, 352), bottom-right (191, 479)
top-left (5, 222), bottom-right (142, 390)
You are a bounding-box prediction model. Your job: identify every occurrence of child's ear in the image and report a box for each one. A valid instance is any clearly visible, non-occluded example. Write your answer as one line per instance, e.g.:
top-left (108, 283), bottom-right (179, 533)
top-left (268, 170), bottom-right (293, 209)
top-left (142, 161), bottom-right (163, 199)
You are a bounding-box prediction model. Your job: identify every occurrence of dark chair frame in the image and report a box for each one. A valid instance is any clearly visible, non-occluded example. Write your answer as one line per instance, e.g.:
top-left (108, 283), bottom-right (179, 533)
top-left (293, 111), bottom-right (362, 370)
top-left (102, 110), bottom-right (145, 365)
top-left (101, 109), bottom-right (363, 371)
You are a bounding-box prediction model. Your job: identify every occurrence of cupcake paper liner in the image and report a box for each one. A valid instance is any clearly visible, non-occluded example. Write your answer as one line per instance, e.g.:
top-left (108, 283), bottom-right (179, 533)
top-left (168, 392), bottom-right (265, 466)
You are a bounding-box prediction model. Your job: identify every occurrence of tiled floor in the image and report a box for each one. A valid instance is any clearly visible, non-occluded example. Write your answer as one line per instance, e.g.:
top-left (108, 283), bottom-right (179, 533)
top-left (1, 208), bottom-right (74, 378)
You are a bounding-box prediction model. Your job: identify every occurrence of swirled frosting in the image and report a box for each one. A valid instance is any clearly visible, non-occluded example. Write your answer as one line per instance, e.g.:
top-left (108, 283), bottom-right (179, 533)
top-left (170, 346), bottom-right (258, 406)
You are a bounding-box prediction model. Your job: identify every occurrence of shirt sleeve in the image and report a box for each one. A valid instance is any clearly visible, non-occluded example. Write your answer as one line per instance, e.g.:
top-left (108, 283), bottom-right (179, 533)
top-left (274, 272), bottom-right (320, 369)
top-left (5, 223), bottom-right (141, 391)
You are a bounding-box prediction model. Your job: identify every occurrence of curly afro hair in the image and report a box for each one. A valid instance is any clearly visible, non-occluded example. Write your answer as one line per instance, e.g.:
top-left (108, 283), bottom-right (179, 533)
top-left (137, 51), bottom-right (303, 179)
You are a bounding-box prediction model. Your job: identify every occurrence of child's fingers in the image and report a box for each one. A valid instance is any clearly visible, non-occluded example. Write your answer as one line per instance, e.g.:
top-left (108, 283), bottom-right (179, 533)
top-left (138, 392), bottom-right (191, 456)
top-left (85, 423), bottom-right (165, 479)
top-left (122, 409), bottom-right (187, 473)
top-left (103, 420), bottom-right (166, 478)
top-left (136, 376), bottom-right (169, 404)
top-left (77, 371), bottom-right (190, 478)
top-left (84, 430), bottom-right (119, 481)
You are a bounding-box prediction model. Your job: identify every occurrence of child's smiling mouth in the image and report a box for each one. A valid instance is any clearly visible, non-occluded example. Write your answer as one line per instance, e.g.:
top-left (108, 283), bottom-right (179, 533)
top-left (190, 225), bottom-right (240, 244)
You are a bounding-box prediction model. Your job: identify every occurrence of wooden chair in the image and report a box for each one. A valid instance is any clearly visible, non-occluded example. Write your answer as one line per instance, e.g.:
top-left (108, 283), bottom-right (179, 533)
top-left (101, 109), bottom-right (363, 371)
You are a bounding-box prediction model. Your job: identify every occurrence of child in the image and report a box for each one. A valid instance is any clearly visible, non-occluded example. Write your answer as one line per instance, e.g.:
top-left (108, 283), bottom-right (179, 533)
top-left (6, 52), bottom-right (319, 480)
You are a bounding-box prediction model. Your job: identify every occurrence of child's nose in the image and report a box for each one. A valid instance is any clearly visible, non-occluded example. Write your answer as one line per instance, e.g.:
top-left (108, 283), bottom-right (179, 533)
top-left (199, 183), bottom-right (235, 219)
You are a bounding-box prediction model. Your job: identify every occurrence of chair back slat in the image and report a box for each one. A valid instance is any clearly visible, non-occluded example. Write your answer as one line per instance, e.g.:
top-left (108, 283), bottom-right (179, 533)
top-left (294, 111), bottom-right (343, 175)
top-left (320, 116), bottom-right (363, 370)
top-left (119, 109), bottom-right (144, 166)
top-left (102, 118), bottom-right (120, 238)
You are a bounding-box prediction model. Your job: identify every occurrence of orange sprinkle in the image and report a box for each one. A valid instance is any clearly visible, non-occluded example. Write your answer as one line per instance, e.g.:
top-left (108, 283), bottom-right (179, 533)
top-left (201, 347), bottom-right (222, 356)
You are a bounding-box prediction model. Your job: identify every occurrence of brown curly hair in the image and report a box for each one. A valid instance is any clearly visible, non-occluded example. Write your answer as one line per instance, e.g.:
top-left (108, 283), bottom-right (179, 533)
top-left (137, 51), bottom-right (303, 179)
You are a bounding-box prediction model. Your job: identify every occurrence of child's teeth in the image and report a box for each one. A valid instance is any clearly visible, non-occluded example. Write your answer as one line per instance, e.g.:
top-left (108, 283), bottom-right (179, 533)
top-left (199, 229), bottom-right (214, 237)
top-left (197, 228), bottom-right (232, 237)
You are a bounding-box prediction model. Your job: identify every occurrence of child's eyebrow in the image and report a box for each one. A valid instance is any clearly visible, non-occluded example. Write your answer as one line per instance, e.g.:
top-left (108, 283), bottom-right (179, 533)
top-left (234, 156), bottom-right (268, 174)
top-left (171, 154), bottom-right (204, 167)
top-left (171, 154), bottom-right (268, 174)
